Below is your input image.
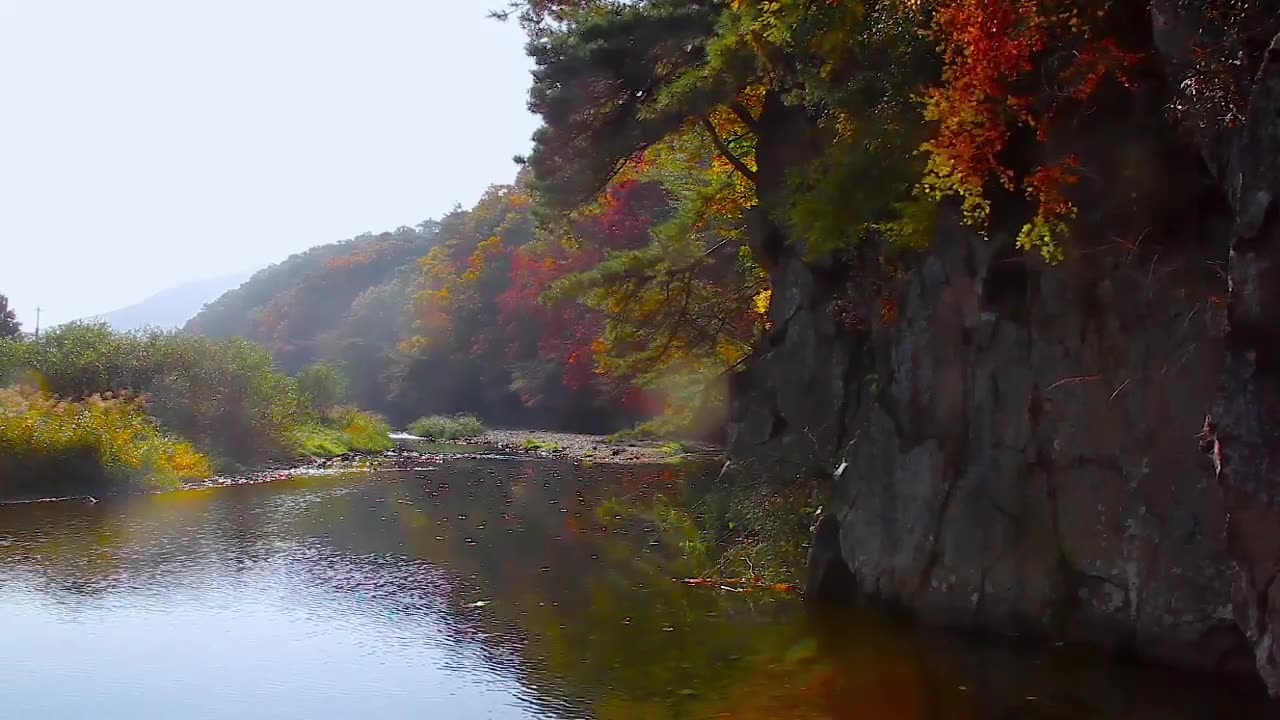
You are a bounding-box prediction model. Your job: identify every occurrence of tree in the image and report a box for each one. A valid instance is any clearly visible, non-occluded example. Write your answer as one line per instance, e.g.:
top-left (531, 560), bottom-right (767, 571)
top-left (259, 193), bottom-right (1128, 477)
top-left (0, 294), bottom-right (20, 339)
top-left (509, 0), bottom-right (932, 432)
top-left (295, 362), bottom-right (349, 413)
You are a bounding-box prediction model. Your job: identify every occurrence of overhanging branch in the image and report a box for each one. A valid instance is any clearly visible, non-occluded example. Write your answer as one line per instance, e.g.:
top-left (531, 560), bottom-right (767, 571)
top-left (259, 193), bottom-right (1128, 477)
top-left (700, 115), bottom-right (758, 184)
top-left (729, 100), bottom-right (758, 129)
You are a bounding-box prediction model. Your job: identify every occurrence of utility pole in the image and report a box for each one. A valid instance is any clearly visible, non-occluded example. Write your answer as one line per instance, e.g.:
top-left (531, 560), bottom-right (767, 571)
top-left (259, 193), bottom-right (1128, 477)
top-left (34, 307), bottom-right (40, 338)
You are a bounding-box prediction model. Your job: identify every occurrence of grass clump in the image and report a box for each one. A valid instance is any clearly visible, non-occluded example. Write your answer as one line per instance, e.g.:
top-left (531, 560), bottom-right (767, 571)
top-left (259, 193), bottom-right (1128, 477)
top-left (0, 386), bottom-right (212, 496)
top-left (326, 406), bottom-right (394, 453)
top-left (521, 437), bottom-right (566, 453)
top-left (291, 406), bottom-right (394, 458)
top-left (407, 414), bottom-right (486, 440)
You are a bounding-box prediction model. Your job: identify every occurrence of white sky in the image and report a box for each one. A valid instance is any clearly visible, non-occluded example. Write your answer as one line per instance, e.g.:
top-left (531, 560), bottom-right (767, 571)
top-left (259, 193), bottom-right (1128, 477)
top-left (0, 0), bottom-right (539, 327)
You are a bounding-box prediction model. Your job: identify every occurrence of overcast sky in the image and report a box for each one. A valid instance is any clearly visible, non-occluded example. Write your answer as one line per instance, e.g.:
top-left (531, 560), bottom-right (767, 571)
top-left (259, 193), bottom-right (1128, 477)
top-left (0, 0), bottom-right (539, 327)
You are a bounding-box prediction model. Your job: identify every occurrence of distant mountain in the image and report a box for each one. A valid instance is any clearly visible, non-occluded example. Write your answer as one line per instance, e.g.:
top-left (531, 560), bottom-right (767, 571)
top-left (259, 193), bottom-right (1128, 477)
top-left (81, 272), bottom-right (253, 332)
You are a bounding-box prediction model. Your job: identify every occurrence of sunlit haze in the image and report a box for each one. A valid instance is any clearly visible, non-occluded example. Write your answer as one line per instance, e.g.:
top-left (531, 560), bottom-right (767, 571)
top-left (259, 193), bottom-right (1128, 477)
top-left (0, 0), bottom-right (538, 327)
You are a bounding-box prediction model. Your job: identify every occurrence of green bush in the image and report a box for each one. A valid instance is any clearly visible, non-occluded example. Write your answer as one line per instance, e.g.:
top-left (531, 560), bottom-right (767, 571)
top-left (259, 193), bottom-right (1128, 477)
top-left (143, 336), bottom-right (305, 466)
top-left (0, 386), bottom-right (212, 496)
top-left (407, 414), bottom-right (486, 440)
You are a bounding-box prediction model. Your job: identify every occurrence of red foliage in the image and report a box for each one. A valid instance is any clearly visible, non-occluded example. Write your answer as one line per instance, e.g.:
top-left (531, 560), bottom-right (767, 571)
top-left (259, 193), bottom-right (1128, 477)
top-left (493, 180), bottom-right (668, 404)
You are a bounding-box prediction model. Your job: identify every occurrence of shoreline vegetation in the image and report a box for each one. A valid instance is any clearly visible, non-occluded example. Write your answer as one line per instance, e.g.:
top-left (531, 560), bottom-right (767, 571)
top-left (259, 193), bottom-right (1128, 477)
top-left (0, 323), bottom-right (394, 501)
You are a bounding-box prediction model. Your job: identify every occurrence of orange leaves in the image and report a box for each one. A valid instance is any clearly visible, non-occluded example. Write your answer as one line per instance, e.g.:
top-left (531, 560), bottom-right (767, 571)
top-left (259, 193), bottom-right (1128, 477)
top-left (1060, 38), bottom-right (1142, 103)
top-left (1023, 156), bottom-right (1081, 221)
top-left (917, 1), bottom-right (1142, 258)
top-left (880, 297), bottom-right (899, 326)
top-left (463, 236), bottom-right (508, 282)
top-left (919, 0), bottom-right (1049, 225)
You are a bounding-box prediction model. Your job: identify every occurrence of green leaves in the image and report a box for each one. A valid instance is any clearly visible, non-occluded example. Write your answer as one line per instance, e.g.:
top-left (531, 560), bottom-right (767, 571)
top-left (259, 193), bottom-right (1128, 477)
top-left (526, 1), bottom-right (724, 210)
top-left (295, 362), bottom-right (350, 414)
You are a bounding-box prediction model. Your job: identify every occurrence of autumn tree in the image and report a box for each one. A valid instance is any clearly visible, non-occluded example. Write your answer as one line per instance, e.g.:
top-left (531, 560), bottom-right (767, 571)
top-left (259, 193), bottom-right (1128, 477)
top-left (505, 0), bottom-right (934, 432)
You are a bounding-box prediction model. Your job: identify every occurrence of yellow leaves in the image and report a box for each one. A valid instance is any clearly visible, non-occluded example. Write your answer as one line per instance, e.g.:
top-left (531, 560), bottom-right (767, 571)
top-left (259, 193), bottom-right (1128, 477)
top-left (0, 385), bottom-right (213, 487)
top-left (715, 339), bottom-right (749, 366)
top-left (752, 288), bottom-right (772, 316)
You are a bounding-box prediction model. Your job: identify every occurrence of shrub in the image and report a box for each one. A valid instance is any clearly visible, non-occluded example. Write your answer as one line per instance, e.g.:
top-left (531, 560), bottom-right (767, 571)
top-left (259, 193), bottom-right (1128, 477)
top-left (407, 414), bottom-right (487, 440)
top-left (0, 386), bottom-right (212, 497)
top-left (144, 336), bottom-right (305, 466)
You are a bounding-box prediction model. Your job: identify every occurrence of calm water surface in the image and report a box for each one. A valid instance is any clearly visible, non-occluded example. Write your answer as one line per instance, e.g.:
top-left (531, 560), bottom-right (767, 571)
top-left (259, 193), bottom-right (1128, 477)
top-left (0, 457), bottom-right (1268, 719)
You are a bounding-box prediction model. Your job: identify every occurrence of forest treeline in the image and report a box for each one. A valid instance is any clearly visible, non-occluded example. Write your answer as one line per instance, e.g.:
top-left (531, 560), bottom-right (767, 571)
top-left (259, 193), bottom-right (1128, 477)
top-left (179, 174), bottom-right (761, 437)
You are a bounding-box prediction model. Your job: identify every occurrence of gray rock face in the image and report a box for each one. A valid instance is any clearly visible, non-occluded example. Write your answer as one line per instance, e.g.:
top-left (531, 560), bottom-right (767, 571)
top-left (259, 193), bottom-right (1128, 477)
top-left (1201, 29), bottom-right (1280, 697)
top-left (731, 220), bottom-right (1253, 673)
top-left (726, 6), bottom-right (1280, 681)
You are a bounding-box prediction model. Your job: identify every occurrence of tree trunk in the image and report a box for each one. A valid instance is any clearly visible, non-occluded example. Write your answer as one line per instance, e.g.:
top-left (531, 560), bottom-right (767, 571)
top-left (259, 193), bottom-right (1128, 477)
top-left (1205, 32), bottom-right (1280, 696)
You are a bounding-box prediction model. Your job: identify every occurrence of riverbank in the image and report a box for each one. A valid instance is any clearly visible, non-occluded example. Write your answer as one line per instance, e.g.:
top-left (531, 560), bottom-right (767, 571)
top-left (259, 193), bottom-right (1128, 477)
top-left (0, 430), bottom-right (724, 504)
top-left (478, 429), bottom-right (721, 464)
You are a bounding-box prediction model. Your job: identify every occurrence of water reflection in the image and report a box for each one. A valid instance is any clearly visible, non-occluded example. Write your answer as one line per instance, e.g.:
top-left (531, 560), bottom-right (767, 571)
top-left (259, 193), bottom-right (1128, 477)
top-left (0, 459), bottom-right (1269, 719)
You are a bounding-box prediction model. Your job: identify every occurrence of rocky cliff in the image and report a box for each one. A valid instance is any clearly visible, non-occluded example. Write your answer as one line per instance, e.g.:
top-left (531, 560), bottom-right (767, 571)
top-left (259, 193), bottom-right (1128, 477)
top-left (727, 3), bottom-right (1280, 692)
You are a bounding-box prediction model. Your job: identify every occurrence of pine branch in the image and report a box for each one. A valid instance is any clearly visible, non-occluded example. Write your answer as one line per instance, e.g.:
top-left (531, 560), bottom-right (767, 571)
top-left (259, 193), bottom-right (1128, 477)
top-left (699, 115), bottom-right (758, 184)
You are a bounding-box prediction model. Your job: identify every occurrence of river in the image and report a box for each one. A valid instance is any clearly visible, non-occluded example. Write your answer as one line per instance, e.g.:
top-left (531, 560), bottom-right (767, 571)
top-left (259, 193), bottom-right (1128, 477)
top-left (0, 454), bottom-right (1267, 719)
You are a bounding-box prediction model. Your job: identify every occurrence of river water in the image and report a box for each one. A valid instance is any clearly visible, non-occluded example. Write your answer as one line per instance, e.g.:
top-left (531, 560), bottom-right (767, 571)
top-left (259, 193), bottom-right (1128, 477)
top-left (0, 455), bottom-right (1268, 719)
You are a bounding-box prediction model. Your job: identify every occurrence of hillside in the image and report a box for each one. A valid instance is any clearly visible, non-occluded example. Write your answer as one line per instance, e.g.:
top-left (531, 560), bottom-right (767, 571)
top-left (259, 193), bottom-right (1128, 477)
top-left (183, 223), bottom-right (438, 410)
top-left (78, 272), bottom-right (252, 332)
